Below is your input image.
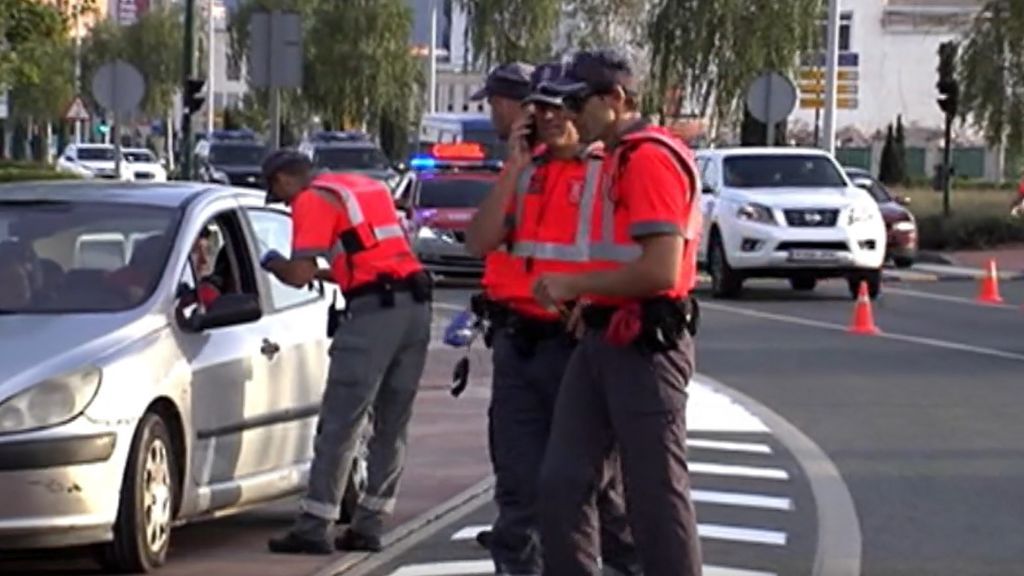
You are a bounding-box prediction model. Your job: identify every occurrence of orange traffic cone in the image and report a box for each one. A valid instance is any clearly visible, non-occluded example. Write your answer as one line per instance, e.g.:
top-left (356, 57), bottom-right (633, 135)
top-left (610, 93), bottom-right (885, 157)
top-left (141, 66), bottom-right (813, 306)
top-left (976, 259), bottom-right (1004, 304)
top-left (848, 281), bottom-right (880, 335)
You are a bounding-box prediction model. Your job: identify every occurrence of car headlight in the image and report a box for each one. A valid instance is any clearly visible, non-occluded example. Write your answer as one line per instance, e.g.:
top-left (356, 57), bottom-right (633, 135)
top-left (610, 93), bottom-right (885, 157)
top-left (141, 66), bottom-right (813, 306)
top-left (417, 226), bottom-right (439, 240)
top-left (848, 204), bottom-right (879, 225)
top-left (892, 220), bottom-right (916, 232)
top-left (736, 203), bottom-right (776, 225)
top-left (211, 169), bottom-right (230, 184)
top-left (0, 368), bottom-right (102, 435)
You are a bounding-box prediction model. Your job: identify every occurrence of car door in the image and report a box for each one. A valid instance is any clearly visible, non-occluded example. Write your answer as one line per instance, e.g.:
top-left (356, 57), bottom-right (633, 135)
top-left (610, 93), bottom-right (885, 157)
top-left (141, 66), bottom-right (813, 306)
top-left (696, 155), bottom-right (720, 261)
top-left (238, 199), bottom-right (331, 470)
top-left (174, 200), bottom-right (293, 511)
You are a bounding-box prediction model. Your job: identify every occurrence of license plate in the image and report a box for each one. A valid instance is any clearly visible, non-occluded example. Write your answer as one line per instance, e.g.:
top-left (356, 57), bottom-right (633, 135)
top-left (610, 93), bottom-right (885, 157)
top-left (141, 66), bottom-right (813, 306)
top-left (788, 249), bottom-right (838, 262)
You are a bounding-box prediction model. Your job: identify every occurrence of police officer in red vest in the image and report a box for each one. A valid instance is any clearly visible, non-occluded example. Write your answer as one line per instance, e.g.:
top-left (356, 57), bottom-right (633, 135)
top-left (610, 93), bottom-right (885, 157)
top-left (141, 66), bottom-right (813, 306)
top-left (260, 150), bottom-right (433, 555)
top-left (533, 50), bottom-right (704, 576)
top-left (466, 62), bottom-right (640, 576)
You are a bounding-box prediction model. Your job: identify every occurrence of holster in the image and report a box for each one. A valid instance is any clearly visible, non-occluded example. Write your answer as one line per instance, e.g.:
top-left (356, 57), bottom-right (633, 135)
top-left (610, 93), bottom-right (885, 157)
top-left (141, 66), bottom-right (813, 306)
top-left (326, 291), bottom-right (346, 338)
top-left (581, 297), bottom-right (699, 353)
top-left (408, 271), bottom-right (434, 303)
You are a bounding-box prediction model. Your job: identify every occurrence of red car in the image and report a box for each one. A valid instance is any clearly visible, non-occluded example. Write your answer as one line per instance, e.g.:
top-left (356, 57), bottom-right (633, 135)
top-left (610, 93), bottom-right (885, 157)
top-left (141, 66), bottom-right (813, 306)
top-left (845, 167), bottom-right (918, 268)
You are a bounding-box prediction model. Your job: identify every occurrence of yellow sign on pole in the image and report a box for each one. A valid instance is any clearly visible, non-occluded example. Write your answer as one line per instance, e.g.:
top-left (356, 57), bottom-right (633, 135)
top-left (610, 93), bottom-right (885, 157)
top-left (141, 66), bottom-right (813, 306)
top-left (798, 82), bottom-right (859, 96)
top-left (800, 97), bottom-right (859, 110)
top-left (798, 68), bottom-right (860, 82)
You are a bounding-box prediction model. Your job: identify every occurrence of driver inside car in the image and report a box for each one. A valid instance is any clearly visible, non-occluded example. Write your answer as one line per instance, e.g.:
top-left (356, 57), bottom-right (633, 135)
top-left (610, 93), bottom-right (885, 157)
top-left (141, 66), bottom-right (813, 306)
top-left (0, 245), bottom-right (32, 309)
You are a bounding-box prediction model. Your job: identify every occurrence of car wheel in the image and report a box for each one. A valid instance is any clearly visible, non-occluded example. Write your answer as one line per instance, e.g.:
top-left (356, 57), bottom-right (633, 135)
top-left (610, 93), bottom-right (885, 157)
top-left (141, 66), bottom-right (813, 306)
top-left (101, 413), bottom-right (178, 573)
top-left (848, 269), bottom-right (882, 300)
top-left (893, 256), bottom-right (914, 269)
top-left (790, 277), bottom-right (817, 291)
top-left (709, 233), bottom-right (743, 299)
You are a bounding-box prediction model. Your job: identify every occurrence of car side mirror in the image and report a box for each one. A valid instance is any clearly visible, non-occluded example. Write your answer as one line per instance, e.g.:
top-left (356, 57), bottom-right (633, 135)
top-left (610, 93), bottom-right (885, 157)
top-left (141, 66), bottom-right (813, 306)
top-left (852, 177), bottom-right (873, 191)
top-left (701, 184), bottom-right (715, 195)
top-left (191, 293), bottom-right (262, 331)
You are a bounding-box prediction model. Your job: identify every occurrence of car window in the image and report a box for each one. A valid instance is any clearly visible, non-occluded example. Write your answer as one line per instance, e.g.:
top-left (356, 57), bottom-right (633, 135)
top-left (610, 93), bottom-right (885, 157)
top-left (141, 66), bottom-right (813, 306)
top-left (314, 147), bottom-right (390, 170)
top-left (124, 150), bottom-right (157, 163)
top-left (0, 200), bottom-right (176, 313)
top-left (210, 144), bottom-right (267, 166)
top-left (723, 155), bottom-right (847, 188)
top-left (417, 176), bottom-right (493, 208)
top-left (77, 147), bottom-right (116, 161)
top-left (245, 208), bottom-right (320, 310)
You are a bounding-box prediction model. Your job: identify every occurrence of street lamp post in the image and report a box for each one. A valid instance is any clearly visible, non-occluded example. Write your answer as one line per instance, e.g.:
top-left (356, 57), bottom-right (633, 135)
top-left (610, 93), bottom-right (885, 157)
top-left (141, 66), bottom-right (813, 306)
top-left (74, 0), bottom-right (83, 144)
top-left (207, 0), bottom-right (215, 135)
top-left (428, 0), bottom-right (437, 114)
top-left (821, 0), bottom-right (841, 156)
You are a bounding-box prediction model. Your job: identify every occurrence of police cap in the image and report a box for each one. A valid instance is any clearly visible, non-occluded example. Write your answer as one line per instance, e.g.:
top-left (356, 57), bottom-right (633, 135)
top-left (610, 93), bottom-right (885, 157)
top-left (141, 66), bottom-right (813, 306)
top-left (261, 148), bottom-right (312, 202)
top-left (545, 49), bottom-right (638, 97)
top-left (469, 62), bottom-right (536, 102)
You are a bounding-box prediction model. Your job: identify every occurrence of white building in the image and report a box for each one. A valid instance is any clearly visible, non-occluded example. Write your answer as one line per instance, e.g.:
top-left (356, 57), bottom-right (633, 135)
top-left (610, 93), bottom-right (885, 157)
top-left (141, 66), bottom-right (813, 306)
top-left (791, 0), bottom-right (982, 139)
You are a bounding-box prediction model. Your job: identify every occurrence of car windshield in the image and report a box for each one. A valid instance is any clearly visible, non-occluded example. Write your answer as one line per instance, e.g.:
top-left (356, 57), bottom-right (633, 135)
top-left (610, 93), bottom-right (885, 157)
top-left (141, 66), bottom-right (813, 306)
top-left (314, 147), bottom-right (390, 170)
top-left (0, 200), bottom-right (177, 314)
top-left (210, 144), bottom-right (267, 166)
top-left (418, 176), bottom-right (493, 209)
top-left (77, 147), bottom-right (116, 161)
top-left (124, 150), bottom-right (157, 163)
top-left (723, 155), bottom-right (847, 188)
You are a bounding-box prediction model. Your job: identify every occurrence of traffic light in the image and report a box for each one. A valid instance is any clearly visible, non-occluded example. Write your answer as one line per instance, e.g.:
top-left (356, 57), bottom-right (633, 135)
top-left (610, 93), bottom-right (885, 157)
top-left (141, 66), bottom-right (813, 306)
top-left (936, 41), bottom-right (959, 117)
top-left (184, 78), bottom-right (207, 116)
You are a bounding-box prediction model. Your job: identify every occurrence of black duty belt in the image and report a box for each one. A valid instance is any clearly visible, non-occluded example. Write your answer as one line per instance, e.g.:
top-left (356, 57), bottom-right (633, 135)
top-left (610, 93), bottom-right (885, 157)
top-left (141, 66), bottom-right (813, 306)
top-left (344, 271), bottom-right (433, 304)
top-left (581, 296), bottom-right (700, 341)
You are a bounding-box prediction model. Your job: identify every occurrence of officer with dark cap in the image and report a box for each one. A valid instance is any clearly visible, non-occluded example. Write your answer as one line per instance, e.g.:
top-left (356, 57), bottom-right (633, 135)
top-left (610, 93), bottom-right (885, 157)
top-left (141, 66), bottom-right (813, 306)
top-left (531, 48), bottom-right (705, 576)
top-left (470, 61), bottom-right (536, 141)
top-left (465, 62), bottom-right (641, 576)
top-left (260, 149), bottom-right (433, 556)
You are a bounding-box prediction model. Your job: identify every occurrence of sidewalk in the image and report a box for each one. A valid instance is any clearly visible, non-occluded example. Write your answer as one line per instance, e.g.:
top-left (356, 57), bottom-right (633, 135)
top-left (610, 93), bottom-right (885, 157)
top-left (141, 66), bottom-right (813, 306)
top-left (948, 245), bottom-right (1024, 272)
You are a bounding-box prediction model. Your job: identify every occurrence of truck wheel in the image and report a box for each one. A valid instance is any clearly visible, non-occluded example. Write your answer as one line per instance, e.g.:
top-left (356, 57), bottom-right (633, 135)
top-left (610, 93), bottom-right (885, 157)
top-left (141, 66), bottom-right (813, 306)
top-left (893, 256), bottom-right (914, 269)
top-left (789, 277), bottom-right (817, 292)
top-left (848, 269), bottom-right (882, 300)
top-left (709, 233), bottom-right (743, 299)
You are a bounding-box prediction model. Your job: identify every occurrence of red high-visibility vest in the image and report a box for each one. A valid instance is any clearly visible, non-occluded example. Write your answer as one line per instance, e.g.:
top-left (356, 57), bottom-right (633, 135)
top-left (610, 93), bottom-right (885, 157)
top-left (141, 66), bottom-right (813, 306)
top-left (507, 126), bottom-right (702, 306)
top-left (307, 173), bottom-right (423, 291)
top-left (485, 146), bottom-right (605, 318)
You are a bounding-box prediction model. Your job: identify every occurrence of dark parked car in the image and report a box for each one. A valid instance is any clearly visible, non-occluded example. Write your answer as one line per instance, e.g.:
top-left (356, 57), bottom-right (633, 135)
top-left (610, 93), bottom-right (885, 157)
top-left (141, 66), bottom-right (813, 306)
top-left (844, 167), bottom-right (918, 268)
top-left (193, 130), bottom-right (268, 189)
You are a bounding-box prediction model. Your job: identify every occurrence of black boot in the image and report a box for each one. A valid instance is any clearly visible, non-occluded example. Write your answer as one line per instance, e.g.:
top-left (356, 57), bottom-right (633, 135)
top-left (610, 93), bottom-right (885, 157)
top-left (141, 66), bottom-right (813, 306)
top-left (267, 531), bottom-right (333, 555)
top-left (335, 529), bottom-right (383, 552)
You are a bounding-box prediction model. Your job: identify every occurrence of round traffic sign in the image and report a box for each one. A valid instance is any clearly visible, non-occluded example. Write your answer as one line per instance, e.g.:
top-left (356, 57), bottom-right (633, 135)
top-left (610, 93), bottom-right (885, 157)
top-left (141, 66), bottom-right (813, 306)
top-left (91, 60), bottom-right (146, 117)
top-left (745, 71), bottom-right (798, 125)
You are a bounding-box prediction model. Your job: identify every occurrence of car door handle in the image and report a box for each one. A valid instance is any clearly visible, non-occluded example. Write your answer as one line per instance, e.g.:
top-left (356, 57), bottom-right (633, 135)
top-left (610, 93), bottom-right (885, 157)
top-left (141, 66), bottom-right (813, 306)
top-left (260, 338), bottom-right (281, 358)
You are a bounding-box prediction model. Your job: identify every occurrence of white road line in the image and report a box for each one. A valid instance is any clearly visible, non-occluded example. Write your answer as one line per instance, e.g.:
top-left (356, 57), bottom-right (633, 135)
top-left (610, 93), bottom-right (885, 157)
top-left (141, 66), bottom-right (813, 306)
top-left (886, 286), bottom-right (1017, 309)
top-left (691, 461), bottom-right (790, 481)
top-left (388, 561), bottom-right (776, 576)
top-left (689, 382), bottom-right (771, 433)
top-left (700, 301), bottom-right (1024, 363)
top-left (688, 438), bottom-right (773, 454)
top-left (451, 524), bottom-right (489, 541)
top-left (704, 566), bottom-right (777, 576)
top-left (692, 489), bottom-right (793, 511)
top-left (698, 523), bottom-right (788, 546)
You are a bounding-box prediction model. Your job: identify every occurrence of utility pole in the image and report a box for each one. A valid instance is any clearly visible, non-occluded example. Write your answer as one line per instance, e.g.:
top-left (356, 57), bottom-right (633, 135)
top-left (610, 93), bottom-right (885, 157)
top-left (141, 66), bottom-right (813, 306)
top-left (428, 0), bottom-right (438, 114)
top-left (73, 0), bottom-right (83, 144)
top-left (206, 0), bottom-right (215, 135)
top-left (936, 41), bottom-right (960, 218)
top-left (821, 0), bottom-right (840, 156)
top-left (180, 0), bottom-right (197, 179)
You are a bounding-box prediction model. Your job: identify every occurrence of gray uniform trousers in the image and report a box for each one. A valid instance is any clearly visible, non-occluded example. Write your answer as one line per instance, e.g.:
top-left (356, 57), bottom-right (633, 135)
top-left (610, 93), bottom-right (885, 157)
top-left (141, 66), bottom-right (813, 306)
top-left (489, 328), bottom-right (639, 575)
top-left (538, 329), bottom-right (703, 576)
top-left (294, 291), bottom-right (431, 539)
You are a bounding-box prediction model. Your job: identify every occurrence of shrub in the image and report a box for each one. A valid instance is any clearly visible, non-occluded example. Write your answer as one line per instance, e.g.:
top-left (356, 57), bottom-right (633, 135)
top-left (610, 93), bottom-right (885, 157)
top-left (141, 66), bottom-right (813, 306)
top-left (917, 213), bottom-right (1024, 251)
top-left (0, 161), bottom-right (80, 183)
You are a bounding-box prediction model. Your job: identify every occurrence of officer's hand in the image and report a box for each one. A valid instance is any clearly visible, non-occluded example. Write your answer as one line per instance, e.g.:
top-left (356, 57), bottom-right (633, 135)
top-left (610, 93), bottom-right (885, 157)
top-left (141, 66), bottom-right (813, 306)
top-left (533, 273), bottom-right (581, 310)
top-left (565, 300), bottom-right (587, 340)
top-left (260, 249), bottom-right (285, 271)
top-left (507, 111), bottom-right (534, 169)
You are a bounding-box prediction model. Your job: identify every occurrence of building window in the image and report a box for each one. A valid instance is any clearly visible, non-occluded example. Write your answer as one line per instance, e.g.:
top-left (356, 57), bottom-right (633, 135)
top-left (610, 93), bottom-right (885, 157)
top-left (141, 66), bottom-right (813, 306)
top-left (818, 12), bottom-right (854, 52)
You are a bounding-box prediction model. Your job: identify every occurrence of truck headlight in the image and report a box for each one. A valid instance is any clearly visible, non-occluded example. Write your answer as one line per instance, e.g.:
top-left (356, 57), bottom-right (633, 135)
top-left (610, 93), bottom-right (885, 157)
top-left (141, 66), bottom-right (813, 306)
top-left (0, 368), bottom-right (102, 435)
top-left (736, 203), bottom-right (776, 225)
top-left (848, 204), bottom-right (879, 225)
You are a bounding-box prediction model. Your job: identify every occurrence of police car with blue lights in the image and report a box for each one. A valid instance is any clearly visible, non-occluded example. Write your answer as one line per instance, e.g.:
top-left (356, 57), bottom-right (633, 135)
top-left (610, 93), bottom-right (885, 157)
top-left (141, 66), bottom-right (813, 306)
top-left (397, 143), bottom-right (502, 279)
top-left (298, 131), bottom-right (407, 192)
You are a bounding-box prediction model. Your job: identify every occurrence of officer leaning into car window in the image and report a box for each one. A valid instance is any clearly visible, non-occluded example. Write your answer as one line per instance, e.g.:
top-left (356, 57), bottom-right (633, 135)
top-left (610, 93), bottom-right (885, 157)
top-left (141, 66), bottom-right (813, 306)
top-left (465, 62), bottom-right (640, 576)
top-left (531, 49), bottom-right (704, 576)
top-left (260, 150), bottom-right (433, 555)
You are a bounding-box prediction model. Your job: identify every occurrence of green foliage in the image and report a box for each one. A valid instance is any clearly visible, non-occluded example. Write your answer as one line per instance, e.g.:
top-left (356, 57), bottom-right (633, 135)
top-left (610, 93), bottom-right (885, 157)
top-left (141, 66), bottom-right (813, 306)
top-left (0, 0), bottom-right (69, 88)
top-left (457, 0), bottom-right (561, 66)
top-left (0, 161), bottom-right (80, 182)
top-left (894, 115), bottom-right (907, 184)
top-left (917, 213), bottom-right (1024, 250)
top-left (647, 0), bottom-right (819, 125)
top-left (959, 0), bottom-right (1024, 156)
top-left (879, 124), bottom-right (899, 185)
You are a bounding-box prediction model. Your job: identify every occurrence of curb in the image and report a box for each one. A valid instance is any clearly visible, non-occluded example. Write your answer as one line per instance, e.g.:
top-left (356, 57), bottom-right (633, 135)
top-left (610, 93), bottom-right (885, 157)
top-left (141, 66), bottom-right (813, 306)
top-left (915, 251), bottom-right (956, 265)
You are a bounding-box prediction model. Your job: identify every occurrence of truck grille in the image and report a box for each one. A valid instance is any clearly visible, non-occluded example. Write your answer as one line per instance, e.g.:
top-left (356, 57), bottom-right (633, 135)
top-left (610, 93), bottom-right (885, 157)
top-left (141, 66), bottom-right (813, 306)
top-left (784, 209), bottom-right (839, 227)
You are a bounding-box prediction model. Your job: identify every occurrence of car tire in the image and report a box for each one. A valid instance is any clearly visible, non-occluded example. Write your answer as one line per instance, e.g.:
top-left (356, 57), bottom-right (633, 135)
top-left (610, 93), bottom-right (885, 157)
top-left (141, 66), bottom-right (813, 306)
top-left (709, 232), bottom-right (743, 299)
top-left (100, 413), bottom-right (178, 574)
top-left (790, 277), bottom-right (817, 292)
top-left (848, 269), bottom-right (882, 300)
top-left (893, 256), bottom-right (914, 269)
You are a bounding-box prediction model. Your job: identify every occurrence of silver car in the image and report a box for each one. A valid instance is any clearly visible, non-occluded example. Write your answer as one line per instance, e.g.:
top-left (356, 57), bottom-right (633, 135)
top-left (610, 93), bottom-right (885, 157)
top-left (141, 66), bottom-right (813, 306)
top-left (0, 181), bottom-right (365, 572)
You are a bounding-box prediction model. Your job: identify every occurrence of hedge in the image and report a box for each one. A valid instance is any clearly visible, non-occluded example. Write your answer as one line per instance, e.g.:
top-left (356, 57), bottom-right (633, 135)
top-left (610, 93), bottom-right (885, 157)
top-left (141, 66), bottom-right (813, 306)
top-left (917, 213), bottom-right (1024, 251)
top-left (0, 161), bottom-right (80, 183)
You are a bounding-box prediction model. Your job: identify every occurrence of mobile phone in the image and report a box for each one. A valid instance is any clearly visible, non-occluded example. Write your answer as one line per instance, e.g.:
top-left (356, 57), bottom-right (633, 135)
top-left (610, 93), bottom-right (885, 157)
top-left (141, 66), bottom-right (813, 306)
top-left (521, 103), bottom-right (539, 148)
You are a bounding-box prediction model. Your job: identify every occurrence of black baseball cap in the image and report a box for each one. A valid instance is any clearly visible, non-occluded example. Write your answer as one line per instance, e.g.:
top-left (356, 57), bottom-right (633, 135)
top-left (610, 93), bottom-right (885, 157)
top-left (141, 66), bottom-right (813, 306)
top-left (523, 61), bottom-right (569, 107)
top-left (470, 62), bottom-right (536, 102)
top-left (546, 49), bottom-right (638, 97)
top-left (261, 149), bottom-right (312, 202)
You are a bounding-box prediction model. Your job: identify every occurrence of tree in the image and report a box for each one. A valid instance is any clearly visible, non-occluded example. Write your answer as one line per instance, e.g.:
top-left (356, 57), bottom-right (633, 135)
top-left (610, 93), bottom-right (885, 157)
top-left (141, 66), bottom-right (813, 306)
top-left (959, 0), bottom-right (1024, 169)
top-left (894, 114), bottom-right (908, 184)
top-left (647, 0), bottom-right (819, 129)
top-left (878, 123), bottom-right (900, 185)
top-left (457, 0), bottom-right (561, 66)
top-left (0, 0), bottom-right (69, 88)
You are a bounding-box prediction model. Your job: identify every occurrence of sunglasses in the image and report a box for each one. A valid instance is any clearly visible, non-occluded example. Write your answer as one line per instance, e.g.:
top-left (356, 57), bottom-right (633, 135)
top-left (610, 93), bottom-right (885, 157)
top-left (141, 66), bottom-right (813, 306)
top-left (564, 91), bottom-right (594, 113)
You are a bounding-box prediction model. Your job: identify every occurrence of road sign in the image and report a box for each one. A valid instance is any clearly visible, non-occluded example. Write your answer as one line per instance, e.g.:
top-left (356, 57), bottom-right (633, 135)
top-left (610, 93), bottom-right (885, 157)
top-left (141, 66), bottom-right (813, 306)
top-left (64, 96), bottom-right (91, 121)
top-left (801, 51), bottom-right (860, 68)
top-left (800, 97), bottom-right (858, 110)
top-left (745, 71), bottom-right (798, 125)
top-left (90, 60), bottom-right (145, 117)
top-left (798, 69), bottom-right (859, 82)
top-left (798, 82), bottom-right (858, 96)
top-left (249, 11), bottom-right (303, 89)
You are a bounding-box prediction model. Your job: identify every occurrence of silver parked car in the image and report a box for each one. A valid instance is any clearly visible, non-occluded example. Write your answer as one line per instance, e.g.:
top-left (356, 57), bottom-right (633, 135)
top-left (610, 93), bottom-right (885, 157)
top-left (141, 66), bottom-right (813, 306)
top-left (0, 181), bottom-right (366, 572)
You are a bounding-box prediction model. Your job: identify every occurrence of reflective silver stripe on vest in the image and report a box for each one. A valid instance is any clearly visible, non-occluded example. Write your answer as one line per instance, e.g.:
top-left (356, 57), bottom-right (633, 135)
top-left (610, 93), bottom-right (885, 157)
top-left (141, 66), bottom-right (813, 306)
top-left (311, 183), bottom-right (366, 226)
top-left (514, 163), bottom-right (537, 227)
